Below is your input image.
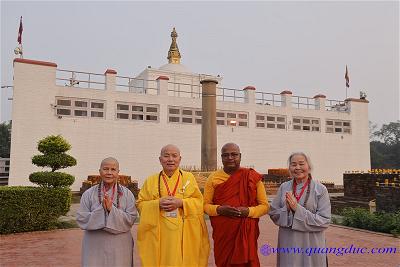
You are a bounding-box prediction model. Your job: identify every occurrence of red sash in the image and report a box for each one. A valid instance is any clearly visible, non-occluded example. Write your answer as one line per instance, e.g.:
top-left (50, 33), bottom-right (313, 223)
top-left (210, 168), bottom-right (261, 267)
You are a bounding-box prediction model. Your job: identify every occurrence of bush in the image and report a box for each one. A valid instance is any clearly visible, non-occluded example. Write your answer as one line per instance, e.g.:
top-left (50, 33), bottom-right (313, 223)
top-left (0, 186), bottom-right (71, 234)
top-left (30, 135), bottom-right (76, 187)
top-left (37, 135), bottom-right (71, 154)
top-left (341, 207), bottom-right (400, 236)
top-left (29, 172), bottom-right (74, 188)
top-left (32, 154), bottom-right (77, 171)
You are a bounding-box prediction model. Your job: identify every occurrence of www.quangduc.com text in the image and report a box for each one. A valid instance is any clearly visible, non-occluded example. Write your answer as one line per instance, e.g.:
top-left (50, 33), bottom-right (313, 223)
top-left (260, 244), bottom-right (398, 256)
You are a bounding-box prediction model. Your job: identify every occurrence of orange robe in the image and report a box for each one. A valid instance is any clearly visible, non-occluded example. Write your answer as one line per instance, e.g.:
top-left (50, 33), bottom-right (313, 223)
top-left (209, 168), bottom-right (264, 267)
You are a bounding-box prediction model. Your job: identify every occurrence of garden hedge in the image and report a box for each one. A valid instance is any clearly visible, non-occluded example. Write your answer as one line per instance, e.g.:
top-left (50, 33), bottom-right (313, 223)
top-left (0, 186), bottom-right (71, 234)
top-left (29, 171), bottom-right (74, 188)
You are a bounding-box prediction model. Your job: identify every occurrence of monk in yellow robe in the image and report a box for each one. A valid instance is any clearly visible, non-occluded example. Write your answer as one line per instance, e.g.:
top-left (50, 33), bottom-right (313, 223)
top-left (137, 144), bottom-right (210, 267)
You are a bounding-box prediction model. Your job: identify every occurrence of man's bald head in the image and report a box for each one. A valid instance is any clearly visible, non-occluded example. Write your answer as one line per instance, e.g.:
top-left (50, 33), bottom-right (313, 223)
top-left (100, 157), bottom-right (120, 169)
top-left (159, 144), bottom-right (181, 176)
top-left (221, 143), bottom-right (241, 174)
top-left (160, 144), bottom-right (181, 157)
top-left (221, 143), bottom-right (240, 154)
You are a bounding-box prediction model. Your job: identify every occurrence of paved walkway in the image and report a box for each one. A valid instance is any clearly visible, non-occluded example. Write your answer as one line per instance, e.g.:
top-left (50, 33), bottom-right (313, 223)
top-left (1, 215), bottom-right (399, 267)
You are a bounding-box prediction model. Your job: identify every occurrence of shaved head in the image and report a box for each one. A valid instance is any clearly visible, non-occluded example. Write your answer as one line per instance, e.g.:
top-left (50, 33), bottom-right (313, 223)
top-left (221, 143), bottom-right (241, 174)
top-left (221, 143), bottom-right (240, 153)
top-left (159, 144), bottom-right (181, 176)
top-left (100, 157), bottom-right (119, 169)
top-left (160, 144), bottom-right (181, 156)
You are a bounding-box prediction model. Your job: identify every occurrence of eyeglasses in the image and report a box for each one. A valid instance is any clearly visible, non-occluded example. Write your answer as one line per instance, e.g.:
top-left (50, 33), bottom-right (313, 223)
top-left (221, 152), bottom-right (241, 159)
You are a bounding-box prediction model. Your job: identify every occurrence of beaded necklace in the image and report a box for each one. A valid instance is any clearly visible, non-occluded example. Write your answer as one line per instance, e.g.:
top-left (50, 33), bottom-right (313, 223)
top-left (292, 174), bottom-right (312, 210)
top-left (97, 181), bottom-right (123, 209)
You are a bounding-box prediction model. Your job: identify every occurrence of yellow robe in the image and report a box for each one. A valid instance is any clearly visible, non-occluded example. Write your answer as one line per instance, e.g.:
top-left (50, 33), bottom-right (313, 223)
top-left (137, 168), bottom-right (210, 267)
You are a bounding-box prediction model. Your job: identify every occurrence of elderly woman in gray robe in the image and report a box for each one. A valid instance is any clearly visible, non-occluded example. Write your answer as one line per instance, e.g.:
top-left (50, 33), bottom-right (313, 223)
top-left (269, 152), bottom-right (331, 267)
top-left (77, 157), bottom-right (137, 267)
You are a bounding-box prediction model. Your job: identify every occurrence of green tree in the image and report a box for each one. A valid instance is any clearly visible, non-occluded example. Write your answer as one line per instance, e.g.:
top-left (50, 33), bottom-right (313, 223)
top-left (29, 135), bottom-right (77, 187)
top-left (0, 121), bottom-right (11, 158)
top-left (370, 121), bottom-right (400, 169)
top-left (374, 121), bottom-right (400, 146)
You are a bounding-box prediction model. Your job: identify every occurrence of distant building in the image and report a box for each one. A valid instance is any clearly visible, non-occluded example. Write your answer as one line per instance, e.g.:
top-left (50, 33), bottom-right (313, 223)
top-left (0, 158), bottom-right (10, 186)
top-left (8, 28), bottom-right (370, 191)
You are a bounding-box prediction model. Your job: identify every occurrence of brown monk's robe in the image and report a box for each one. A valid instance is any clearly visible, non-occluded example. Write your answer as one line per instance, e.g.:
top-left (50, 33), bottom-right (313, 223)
top-left (209, 168), bottom-right (266, 267)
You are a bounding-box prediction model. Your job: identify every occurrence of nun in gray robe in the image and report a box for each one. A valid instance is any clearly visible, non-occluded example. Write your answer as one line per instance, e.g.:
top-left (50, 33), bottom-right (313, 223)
top-left (269, 179), bottom-right (331, 267)
top-left (77, 184), bottom-right (137, 267)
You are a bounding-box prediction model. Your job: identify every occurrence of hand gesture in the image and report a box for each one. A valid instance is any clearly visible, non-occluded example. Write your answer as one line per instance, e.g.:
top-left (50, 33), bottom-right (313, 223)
top-left (216, 205), bottom-right (241, 217)
top-left (103, 195), bottom-right (113, 212)
top-left (285, 191), bottom-right (297, 212)
top-left (237, 206), bottom-right (250, 218)
top-left (159, 196), bottom-right (183, 212)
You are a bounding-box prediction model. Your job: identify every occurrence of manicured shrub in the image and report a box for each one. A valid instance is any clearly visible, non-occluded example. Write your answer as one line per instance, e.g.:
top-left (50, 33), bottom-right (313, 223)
top-left (341, 207), bottom-right (400, 236)
top-left (29, 135), bottom-right (76, 187)
top-left (37, 135), bottom-right (71, 154)
top-left (29, 171), bottom-right (74, 188)
top-left (0, 186), bottom-right (71, 234)
top-left (32, 154), bottom-right (77, 171)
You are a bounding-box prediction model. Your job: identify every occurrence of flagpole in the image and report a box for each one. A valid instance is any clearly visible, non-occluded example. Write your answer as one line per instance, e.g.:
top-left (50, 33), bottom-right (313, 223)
top-left (345, 65), bottom-right (349, 99)
top-left (15, 16), bottom-right (23, 58)
top-left (19, 16), bottom-right (23, 58)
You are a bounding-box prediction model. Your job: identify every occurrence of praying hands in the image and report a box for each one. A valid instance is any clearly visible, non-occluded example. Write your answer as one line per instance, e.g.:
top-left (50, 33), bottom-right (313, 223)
top-left (103, 195), bottom-right (113, 212)
top-left (285, 192), bottom-right (297, 212)
top-left (159, 196), bottom-right (183, 212)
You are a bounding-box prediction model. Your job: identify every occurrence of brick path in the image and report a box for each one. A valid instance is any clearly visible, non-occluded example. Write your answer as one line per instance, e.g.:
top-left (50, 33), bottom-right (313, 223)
top-left (1, 216), bottom-right (399, 267)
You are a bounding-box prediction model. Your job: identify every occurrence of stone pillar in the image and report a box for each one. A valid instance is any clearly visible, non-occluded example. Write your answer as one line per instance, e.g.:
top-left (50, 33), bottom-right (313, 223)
top-left (243, 86), bottom-right (256, 104)
top-left (344, 97), bottom-right (369, 113)
top-left (104, 69), bottom-right (117, 91)
top-left (201, 79), bottom-right (218, 171)
top-left (156, 76), bottom-right (169, 96)
top-left (280, 90), bottom-right (292, 107)
top-left (313, 94), bottom-right (326, 110)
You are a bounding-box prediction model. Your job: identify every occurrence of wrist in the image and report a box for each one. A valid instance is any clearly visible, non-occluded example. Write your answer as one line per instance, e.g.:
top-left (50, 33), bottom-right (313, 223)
top-left (216, 206), bottom-right (221, 215)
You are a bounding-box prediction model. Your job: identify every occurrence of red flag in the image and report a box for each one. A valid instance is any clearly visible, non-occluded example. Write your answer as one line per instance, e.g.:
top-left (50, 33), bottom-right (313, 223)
top-left (17, 16), bottom-right (23, 44)
top-left (345, 65), bottom-right (349, 88)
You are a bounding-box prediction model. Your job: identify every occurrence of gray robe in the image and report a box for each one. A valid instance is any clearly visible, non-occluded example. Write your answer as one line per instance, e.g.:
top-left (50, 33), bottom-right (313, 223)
top-left (76, 185), bottom-right (137, 267)
top-left (269, 179), bottom-right (331, 267)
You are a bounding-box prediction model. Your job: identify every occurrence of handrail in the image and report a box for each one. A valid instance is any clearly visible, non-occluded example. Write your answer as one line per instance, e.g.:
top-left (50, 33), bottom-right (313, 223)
top-left (255, 92), bottom-right (283, 107)
top-left (55, 69), bottom-right (346, 109)
top-left (291, 95), bottom-right (315, 109)
top-left (217, 87), bottom-right (245, 103)
top-left (56, 69), bottom-right (105, 89)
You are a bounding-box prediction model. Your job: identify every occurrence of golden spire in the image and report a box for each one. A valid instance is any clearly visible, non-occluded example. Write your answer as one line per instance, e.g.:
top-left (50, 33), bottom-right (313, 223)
top-left (167, 27), bottom-right (181, 64)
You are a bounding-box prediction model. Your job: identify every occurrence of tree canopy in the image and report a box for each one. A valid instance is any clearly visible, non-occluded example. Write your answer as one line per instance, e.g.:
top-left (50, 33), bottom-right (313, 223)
top-left (0, 121), bottom-right (11, 158)
top-left (370, 121), bottom-right (400, 169)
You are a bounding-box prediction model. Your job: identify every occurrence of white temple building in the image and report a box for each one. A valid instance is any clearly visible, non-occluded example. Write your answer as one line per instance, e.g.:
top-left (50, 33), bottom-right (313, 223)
top-left (8, 28), bottom-right (370, 191)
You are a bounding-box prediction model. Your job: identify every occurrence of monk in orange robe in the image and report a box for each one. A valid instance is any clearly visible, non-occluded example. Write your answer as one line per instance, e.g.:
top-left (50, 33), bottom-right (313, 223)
top-left (204, 143), bottom-right (269, 267)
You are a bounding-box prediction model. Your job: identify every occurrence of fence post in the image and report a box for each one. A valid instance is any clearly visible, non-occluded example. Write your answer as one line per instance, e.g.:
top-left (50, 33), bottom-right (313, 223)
top-left (280, 90), bottom-right (292, 107)
top-left (243, 86), bottom-right (256, 104)
top-left (156, 76), bottom-right (169, 96)
top-left (104, 69), bottom-right (117, 91)
top-left (313, 94), bottom-right (326, 110)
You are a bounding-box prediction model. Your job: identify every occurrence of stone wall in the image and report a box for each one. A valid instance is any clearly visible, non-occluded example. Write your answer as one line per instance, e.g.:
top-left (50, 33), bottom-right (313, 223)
top-left (376, 186), bottom-right (400, 213)
top-left (343, 173), bottom-right (399, 201)
top-left (330, 196), bottom-right (370, 214)
top-left (263, 174), bottom-right (291, 184)
top-left (80, 175), bottom-right (139, 198)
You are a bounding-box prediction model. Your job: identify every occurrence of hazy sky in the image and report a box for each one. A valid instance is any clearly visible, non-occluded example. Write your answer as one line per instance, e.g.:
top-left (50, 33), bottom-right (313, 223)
top-left (1, 1), bottom-right (399, 126)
